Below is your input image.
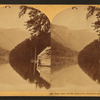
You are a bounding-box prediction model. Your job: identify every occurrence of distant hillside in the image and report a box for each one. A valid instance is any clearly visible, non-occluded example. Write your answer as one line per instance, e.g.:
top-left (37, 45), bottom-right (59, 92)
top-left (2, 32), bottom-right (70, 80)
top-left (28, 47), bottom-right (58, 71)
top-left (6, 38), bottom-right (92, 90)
top-left (0, 47), bottom-right (9, 65)
top-left (0, 28), bottom-right (30, 50)
top-left (51, 24), bottom-right (70, 49)
top-left (51, 24), bottom-right (98, 52)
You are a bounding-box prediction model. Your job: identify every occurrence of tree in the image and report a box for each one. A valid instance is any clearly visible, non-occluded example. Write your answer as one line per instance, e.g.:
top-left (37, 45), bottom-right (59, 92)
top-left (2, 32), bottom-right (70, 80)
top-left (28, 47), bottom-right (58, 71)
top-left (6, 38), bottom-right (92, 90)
top-left (19, 6), bottom-right (50, 36)
top-left (86, 6), bottom-right (100, 33)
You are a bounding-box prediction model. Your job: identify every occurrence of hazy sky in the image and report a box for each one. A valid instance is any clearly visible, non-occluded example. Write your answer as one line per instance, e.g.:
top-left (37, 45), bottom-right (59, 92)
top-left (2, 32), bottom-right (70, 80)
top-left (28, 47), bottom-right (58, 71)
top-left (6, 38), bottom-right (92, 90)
top-left (0, 5), bottom-right (29, 30)
top-left (52, 6), bottom-right (98, 33)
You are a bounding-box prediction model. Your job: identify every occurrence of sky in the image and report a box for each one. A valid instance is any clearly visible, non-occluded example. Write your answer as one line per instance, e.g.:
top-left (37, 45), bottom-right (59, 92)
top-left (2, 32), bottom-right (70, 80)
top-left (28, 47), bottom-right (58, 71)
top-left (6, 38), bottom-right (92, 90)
top-left (52, 6), bottom-right (98, 33)
top-left (0, 5), bottom-right (29, 30)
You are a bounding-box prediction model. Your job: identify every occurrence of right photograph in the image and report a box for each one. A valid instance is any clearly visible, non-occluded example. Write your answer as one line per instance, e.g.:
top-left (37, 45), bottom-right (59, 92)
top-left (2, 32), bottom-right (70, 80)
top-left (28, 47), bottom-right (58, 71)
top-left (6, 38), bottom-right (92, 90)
top-left (51, 6), bottom-right (100, 92)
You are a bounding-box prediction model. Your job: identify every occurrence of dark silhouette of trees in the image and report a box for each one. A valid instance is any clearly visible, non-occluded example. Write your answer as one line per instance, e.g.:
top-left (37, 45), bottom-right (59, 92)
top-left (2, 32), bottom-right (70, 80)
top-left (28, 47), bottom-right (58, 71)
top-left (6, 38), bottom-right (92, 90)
top-left (78, 6), bottom-right (100, 83)
top-left (78, 39), bottom-right (100, 82)
top-left (19, 5), bottom-right (50, 54)
top-left (86, 6), bottom-right (100, 33)
top-left (19, 6), bottom-right (50, 36)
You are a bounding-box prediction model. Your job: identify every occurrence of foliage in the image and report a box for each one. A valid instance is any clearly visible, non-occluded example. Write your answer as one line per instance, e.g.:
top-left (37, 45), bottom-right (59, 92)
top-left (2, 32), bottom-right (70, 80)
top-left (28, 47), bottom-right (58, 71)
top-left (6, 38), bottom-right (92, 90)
top-left (19, 6), bottom-right (50, 36)
top-left (86, 6), bottom-right (100, 33)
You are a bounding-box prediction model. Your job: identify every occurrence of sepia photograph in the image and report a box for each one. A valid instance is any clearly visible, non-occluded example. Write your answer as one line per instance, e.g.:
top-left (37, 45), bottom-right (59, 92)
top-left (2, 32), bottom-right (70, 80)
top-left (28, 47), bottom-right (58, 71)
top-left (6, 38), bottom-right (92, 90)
top-left (51, 5), bottom-right (100, 92)
top-left (0, 5), bottom-right (51, 91)
top-left (1, 4), bottom-right (100, 96)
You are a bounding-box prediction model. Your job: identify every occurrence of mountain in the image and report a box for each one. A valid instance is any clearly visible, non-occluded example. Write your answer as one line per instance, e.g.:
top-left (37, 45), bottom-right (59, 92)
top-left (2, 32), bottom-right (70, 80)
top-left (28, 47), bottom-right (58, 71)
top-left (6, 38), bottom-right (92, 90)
top-left (0, 28), bottom-right (30, 50)
top-left (51, 24), bottom-right (98, 52)
top-left (51, 24), bottom-right (70, 49)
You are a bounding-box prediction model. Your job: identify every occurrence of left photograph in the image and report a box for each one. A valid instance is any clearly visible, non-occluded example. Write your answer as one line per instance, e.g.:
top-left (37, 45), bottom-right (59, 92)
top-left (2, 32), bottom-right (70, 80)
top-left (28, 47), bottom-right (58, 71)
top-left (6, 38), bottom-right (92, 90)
top-left (0, 5), bottom-right (51, 91)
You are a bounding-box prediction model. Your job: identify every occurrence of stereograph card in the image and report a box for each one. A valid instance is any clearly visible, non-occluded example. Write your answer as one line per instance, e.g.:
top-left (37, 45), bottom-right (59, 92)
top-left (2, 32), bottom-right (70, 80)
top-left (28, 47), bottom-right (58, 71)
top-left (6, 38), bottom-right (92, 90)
top-left (0, 4), bottom-right (99, 97)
